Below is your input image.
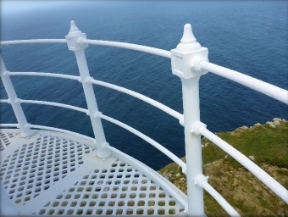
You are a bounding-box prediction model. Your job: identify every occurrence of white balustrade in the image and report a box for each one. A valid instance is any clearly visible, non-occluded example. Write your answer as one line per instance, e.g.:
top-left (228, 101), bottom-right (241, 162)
top-left (0, 56), bottom-right (32, 137)
top-left (65, 21), bottom-right (111, 158)
top-left (0, 21), bottom-right (287, 217)
top-left (171, 24), bottom-right (209, 216)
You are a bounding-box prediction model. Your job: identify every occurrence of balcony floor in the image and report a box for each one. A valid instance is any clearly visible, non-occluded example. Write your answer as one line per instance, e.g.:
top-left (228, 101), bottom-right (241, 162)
top-left (0, 128), bottom-right (187, 216)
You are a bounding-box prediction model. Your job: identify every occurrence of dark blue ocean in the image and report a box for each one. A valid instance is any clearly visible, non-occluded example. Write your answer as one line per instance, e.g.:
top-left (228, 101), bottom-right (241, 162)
top-left (1, 1), bottom-right (287, 170)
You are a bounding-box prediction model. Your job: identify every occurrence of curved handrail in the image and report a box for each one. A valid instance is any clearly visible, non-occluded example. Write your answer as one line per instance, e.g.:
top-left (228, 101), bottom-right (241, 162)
top-left (0, 39), bottom-right (66, 45)
top-left (0, 38), bottom-right (171, 59)
top-left (0, 123), bottom-right (96, 144)
top-left (0, 99), bottom-right (9, 103)
top-left (19, 99), bottom-right (88, 114)
top-left (90, 78), bottom-right (183, 123)
top-left (1, 28), bottom-right (287, 214)
top-left (200, 61), bottom-right (288, 104)
top-left (7, 71), bottom-right (183, 124)
top-left (198, 126), bottom-right (288, 204)
top-left (0, 124), bottom-right (18, 128)
top-left (199, 178), bottom-right (240, 216)
top-left (0, 98), bottom-right (185, 171)
top-left (8, 72), bottom-right (79, 81)
top-left (83, 39), bottom-right (171, 58)
top-left (100, 113), bottom-right (186, 173)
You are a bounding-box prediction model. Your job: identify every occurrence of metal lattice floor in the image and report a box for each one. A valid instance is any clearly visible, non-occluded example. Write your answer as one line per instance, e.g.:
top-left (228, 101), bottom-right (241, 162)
top-left (0, 129), bottom-right (187, 216)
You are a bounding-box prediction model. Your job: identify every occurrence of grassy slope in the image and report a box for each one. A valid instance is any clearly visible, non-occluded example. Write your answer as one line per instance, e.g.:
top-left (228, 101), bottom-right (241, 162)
top-left (159, 118), bottom-right (288, 216)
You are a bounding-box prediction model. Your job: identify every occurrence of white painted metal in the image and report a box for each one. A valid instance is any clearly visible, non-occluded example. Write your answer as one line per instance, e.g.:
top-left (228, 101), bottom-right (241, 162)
top-left (0, 99), bottom-right (9, 103)
top-left (83, 39), bottom-right (171, 58)
top-left (197, 125), bottom-right (288, 204)
top-left (199, 61), bottom-right (288, 104)
top-left (91, 79), bottom-right (183, 123)
top-left (0, 124), bottom-right (18, 128)
top-left (30, 124), bottom-right (95, 143)
top-left (100, 113), bottom-right (186, 173)
top-left (1, 20), bottom-right (288, 216)
top-left (170, 24), bottom-right (208, 216)
top-left (0, 56), bottom-right (32, 137)
top-left (6, 71), bottom-right (183, 123)
top-left (194, 174), bottom-right (240, 216)
top-left (0, 39), bottom-right (66, 45)
top-left (0, 182), bottom-right (18, 216)
top-left (66, 21), bottom-right (111, 158)
top-left (8, 72), bottom-right (79, 81)
top-left (19, 99), bottom-right (88, 114)
top-left (0, 129), bottom-right (186, 216)
top-left (108, 146), bottom-right (188, 212)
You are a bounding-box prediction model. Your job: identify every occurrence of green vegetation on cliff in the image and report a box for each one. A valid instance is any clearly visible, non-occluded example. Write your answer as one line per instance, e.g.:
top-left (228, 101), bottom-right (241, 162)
top-left (159, 118), bottom-right (288, 216)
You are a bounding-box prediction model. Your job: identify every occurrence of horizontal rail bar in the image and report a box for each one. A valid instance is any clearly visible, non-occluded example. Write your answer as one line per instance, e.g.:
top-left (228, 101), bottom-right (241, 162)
top-left (91, 78), bottom-right (183, 124)
top-left (199, 127), bottom-right (288, 204)
top-left (201, 180), bottom-right (240, 216)
top-left (83, 39), bottom-right (171, 59)
top-left (6, 72), bottom-right (183, 124)
top-left (0, 39), bottom-right (66, 45)
top-left (100, 113), bottom-right (187, 173)
top-left (8, 72), bottom-right (79, 81)
top-left (200, 61), bottom-right (288, 104)
top-left (0, 99), bottom-right (9, 103)
top-left (0, 124), bottom-right (18, 128)
top-left (29, 124), bottom-right (95, 143)
top-left (19, 99), bottom-right (88, 114)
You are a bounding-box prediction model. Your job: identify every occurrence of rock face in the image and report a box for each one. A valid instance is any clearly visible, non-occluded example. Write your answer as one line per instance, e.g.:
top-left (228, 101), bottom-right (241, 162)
top-left (240, 125), bottom-right (249, 130)
top-left (266, 118), bottom-right (285, 128)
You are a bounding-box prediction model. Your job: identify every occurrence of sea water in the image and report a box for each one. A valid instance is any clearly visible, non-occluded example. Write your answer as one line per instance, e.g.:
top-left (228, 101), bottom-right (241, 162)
top-left (1, 1), bottom-right (287, 170)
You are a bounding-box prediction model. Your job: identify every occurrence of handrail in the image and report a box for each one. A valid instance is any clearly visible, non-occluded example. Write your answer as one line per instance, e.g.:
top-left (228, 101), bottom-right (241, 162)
top-left (200, 179), bottom-right (240, 216)
top-left (19, 99), bottom-right (89, 114)
top-left (100, 113), bottom-right (187, 173)
top-left (6, 71), bottom-right (183, 124)
top-left (0, 39), bottom-right (170, 58)
top-left (0, 124), bottom-right (18, 128)
top-left (194, 174), bottom-right (240, 216)
top-left (0, 123), bottom-right (96, 144)
top-left (83, 39), bottom-right (171, 58)
top-left (198, 125), bottom-right (288, 204)
top-left (0, 39), bottom-right (66, 45)
top-left (0, 98), bottom-right (88, 114)
top-left (8, 72), bottom-right (79, 81)
top-left (90, 78), bottom-right (183, 123)
top-left (30, 124), bottom-right (96, 143)
top-left (0, 98), bottom-right (185, 171)
top-left (200, 61), bottom-right (288, 104)
top-left (1, 22), bottom-right (287, 216)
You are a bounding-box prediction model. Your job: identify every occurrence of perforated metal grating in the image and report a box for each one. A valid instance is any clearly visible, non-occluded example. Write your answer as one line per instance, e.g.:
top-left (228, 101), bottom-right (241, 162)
top-left (0, 132), bottom-right (17, 151)
top-left (0, 129), bottom-right (186, 216)
top-left (38, 158), bottom-right (184, 216)
top-left (0, 133), bottom-right (91, 206)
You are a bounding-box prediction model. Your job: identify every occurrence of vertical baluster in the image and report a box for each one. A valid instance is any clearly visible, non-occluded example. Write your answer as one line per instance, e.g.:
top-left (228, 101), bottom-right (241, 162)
top-left (65, 21), bottom-right (111, 158)
top-left (0, 55), bottom-right (32, 137)
top-left (171, 24), bottom-right (209, 216)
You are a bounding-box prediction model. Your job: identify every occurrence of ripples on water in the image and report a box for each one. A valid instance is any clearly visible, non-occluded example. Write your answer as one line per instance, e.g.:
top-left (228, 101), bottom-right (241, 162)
top-left (1, 1), bottom-right (287, 169)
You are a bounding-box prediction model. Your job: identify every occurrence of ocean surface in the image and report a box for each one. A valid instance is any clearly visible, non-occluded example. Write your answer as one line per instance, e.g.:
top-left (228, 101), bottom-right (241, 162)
top-left (1, 1), bottom-right (287, 170)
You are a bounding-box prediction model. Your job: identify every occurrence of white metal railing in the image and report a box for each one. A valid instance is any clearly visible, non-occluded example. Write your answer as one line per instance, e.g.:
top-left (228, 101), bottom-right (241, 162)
top-left (199, 61), bottom-right (288, 104)
top-left (1, 20), bottom-right (287, 216)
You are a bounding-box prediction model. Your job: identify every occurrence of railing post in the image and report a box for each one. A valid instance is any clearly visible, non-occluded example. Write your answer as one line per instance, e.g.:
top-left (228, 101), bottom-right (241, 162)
top-left (0, 55), bottom-right (32, 137)
top-left (65, 20), bottom-right (111, 158)
top-left (171, 24), bottom-right (208, 216)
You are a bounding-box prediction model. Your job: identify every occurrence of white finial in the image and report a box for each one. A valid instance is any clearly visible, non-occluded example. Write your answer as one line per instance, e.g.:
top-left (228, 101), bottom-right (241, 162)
top-left (177, 24), bottom-right (201, 51)
top-left (180, 24), bottom-right (196, 44)
top-left (68, 20), bottom-right (82, 36)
